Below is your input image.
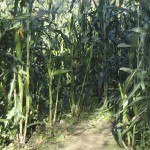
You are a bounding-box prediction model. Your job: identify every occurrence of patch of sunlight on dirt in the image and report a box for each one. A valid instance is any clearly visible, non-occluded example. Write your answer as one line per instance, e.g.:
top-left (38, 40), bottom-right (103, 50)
top-left (29, 109), bottom-right (124, 150)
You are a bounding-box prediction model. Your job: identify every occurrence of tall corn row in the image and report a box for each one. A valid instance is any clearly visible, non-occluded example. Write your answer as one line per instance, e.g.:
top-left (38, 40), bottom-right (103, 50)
top-left (0, 0), bottom-right (150, 149)
top-left (112, 0), bottom-right (150, 149)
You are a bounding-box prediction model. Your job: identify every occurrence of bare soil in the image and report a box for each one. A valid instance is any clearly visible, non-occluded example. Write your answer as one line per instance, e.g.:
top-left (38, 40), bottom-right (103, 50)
top-left (27, 111), bottom-right (123, 150)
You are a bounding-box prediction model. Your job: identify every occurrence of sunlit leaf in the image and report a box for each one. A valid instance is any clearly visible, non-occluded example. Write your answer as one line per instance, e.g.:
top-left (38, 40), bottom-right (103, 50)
top-left (105, 5), bottom-right (132, 12)
top-left (123, 100), bottom-right (128, 109)
top-left (129, 27), bottom-right (150, 34)
top-left (118, 43), bottom-right (132, 48)
top-left (8, 78), bottom-right (15, 101)
top-left (0, 118), bottom-right (7, 123)
top-left (120, 67), bottom-right (132, 74)
top-left (124, 69), bottom-right (137, 92)
top-left (52, 70), bottom-right (71, 76)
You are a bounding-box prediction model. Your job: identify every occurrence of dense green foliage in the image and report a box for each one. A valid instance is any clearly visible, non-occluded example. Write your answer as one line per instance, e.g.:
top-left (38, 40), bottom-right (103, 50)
top-left (0, 0), bottom-right (150, 149)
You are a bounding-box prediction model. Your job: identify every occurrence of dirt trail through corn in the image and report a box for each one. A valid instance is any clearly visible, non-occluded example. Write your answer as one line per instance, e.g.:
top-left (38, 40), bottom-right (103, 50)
top-left (35, 113), bottom-right (123, 150)
top-left (57, 120), bottom-right (120, 150)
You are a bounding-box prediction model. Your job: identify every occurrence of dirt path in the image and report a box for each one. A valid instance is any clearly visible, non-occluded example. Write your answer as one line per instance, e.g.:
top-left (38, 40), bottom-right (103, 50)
top-left (57, 120), bottom-right (121, 150)
top-left (33, 111), bottom-right (123, 150)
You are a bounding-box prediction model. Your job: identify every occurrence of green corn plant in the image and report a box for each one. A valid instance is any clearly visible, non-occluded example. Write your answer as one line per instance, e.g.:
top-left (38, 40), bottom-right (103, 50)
top-left (53, 75), bottom-right (60, 124)
top-left (15, 27), bottom-right (25, 144)
top-left (46, 52), bottom-right (53, 129)
top-left (103, 0), bottom-right (109, 107)
top-left (67, 0), bottom-right (96, 114)
top-left (115, 64), bottom-right (150, 148)
top-left (23, 7), bottom-right (31, 144)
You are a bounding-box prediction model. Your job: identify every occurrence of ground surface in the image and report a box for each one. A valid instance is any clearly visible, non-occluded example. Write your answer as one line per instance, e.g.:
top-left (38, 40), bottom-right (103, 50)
top-left (26, 109), bottom-right (123, 150)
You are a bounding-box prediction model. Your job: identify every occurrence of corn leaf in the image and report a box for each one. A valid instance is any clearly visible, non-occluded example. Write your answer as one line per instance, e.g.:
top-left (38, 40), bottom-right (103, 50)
top-left (129, 27), bottom-right (150, 34)
top-left (52, 70), bottom-right (71, 76)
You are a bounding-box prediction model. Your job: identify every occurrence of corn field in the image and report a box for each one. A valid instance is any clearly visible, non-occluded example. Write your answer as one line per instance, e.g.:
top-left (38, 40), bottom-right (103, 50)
top-left (0, 0), bottom-right (150, 149)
